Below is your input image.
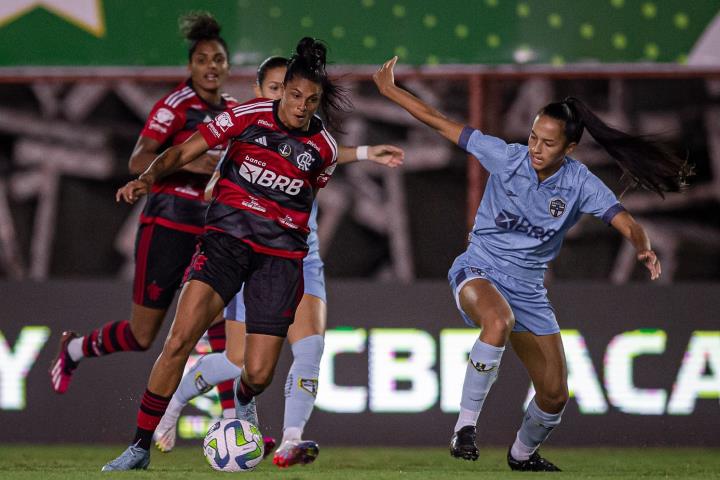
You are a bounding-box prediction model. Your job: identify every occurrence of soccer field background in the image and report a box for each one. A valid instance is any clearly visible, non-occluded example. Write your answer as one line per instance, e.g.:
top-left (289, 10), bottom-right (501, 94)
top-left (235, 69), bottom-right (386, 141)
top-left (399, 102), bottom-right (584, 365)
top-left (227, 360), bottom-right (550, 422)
top-left (2, 446), bottom-right (720, 479)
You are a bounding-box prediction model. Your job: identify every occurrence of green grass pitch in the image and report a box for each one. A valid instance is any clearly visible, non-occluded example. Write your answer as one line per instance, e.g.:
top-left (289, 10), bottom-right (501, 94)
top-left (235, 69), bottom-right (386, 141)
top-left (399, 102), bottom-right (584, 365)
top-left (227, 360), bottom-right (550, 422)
top-left (1, 445), bottom-right (719, 479)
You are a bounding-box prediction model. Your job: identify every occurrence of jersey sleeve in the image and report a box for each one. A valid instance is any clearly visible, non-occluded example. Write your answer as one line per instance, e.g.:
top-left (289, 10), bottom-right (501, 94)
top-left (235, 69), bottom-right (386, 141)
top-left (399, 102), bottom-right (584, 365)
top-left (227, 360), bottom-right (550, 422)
top-left (140, 99), bottom-right (185, 144)
top-left (198, 109), bottom-right (248, 150)
top-left (312, 130), bottom-right (338, 188)
top-left (579, 171), bottom-right (626, 224)
top-left (458, 126), bottom-right (510, 174)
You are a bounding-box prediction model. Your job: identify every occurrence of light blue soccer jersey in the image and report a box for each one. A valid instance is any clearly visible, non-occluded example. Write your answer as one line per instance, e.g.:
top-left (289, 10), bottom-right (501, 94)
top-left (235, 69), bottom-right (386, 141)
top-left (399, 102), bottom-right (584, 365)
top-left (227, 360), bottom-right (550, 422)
top-left (458, 126), bottom-right (624, 282)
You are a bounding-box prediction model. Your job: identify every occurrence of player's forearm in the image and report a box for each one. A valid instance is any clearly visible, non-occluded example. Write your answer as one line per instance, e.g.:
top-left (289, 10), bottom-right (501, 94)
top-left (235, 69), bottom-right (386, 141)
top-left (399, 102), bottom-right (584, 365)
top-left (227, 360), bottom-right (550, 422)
top-left (138, 147), bottom-right (185, 184)
top-left (626, 222), bottom-right (652, 253)
top-left (380, 84), bottom-right (462, 143)
top-left (128, 151), bottom-right (158, 175)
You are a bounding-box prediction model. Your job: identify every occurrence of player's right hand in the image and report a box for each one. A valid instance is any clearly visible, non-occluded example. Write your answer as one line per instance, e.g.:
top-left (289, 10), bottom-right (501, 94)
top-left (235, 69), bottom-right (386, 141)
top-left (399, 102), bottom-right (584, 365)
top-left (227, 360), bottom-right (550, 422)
top-left (373, 56), bottom-right (398, 95)
top-left (116, 177), bottom-right (152, 204)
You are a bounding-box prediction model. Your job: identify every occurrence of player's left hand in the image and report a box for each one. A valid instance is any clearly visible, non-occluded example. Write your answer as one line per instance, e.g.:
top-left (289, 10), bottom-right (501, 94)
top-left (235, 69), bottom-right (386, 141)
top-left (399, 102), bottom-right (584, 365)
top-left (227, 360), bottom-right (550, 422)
top-left (368, 144), bottom-right (404, 168)
top-left (637, 249), bottom-right (661, 280)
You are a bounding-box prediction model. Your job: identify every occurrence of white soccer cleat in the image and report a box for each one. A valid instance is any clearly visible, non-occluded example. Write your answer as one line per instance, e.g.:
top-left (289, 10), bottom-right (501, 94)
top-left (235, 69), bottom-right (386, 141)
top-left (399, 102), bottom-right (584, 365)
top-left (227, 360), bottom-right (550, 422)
top-left (153, 411), bottom-right (179, 453)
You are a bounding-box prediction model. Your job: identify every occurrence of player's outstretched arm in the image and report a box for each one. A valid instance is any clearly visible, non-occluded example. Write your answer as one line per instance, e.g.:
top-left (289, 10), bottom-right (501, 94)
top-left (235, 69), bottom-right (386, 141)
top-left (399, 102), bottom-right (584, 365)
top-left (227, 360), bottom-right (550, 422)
top-left (116, 132), bottom-right (210, 204)
top-left (337, 145), bottom-right (404, 167)
top-left (610, 210), bottom-right (661, 280)
top-left (373, 56), bottom-right (464, 145)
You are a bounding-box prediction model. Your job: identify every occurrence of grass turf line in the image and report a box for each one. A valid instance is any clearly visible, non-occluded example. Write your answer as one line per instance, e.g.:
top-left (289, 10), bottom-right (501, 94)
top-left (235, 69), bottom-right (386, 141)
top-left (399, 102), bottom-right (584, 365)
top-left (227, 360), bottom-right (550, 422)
top-left (1, 446), bottom-right (719, 479)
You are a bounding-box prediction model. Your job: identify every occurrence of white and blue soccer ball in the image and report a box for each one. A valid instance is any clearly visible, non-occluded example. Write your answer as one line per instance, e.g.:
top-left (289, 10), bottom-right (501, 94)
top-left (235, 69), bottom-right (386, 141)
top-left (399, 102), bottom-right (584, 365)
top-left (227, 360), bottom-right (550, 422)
top-left (203, 418), bottom-right (264, 472)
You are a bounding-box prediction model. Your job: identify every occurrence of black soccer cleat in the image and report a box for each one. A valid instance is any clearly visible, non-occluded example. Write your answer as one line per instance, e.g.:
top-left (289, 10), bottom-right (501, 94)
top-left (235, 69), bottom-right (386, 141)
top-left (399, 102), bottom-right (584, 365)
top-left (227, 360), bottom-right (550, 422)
top-left (449, 426), bottom-right (479, 461)
top-left (507, 447), bottom-right (561, 472)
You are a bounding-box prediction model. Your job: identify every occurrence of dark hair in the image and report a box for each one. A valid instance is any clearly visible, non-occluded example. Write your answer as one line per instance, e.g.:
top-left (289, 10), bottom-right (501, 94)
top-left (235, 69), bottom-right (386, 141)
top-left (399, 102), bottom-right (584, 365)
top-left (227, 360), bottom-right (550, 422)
top-left (538, 97), bottom-right (692, 197)
top-left (179, 12), bottom-right (229, 61)
top-left (284, 37), bottom-right (352, 131)
top-left (257, 56), bottom-right (288, 86)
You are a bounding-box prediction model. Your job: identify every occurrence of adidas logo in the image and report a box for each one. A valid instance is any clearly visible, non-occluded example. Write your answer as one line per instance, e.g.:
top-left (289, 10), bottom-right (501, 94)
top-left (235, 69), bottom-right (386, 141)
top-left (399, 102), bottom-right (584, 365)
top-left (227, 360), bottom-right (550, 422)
top-left (255, 136), bottom-right (268, 146)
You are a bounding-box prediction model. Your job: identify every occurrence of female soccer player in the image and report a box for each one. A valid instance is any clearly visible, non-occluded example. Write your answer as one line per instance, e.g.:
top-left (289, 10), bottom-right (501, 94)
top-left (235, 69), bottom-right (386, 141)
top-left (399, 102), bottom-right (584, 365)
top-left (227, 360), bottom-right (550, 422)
top-left (49, 13), bottom-right (237, 414)
top-left (103, 37), bottom-right (350, 471)
top-left (152, 56), bottom-right (403, 468)
top-left (374, 56), bottom-right (686, 471)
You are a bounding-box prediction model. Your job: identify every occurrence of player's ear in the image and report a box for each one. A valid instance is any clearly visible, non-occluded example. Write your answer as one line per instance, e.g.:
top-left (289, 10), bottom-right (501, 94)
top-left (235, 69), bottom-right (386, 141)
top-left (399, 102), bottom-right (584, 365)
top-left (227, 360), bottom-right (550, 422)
top-left (564, 141), bottom-right (577, 156)
top-left (253, 84), bottom-right (262, 98)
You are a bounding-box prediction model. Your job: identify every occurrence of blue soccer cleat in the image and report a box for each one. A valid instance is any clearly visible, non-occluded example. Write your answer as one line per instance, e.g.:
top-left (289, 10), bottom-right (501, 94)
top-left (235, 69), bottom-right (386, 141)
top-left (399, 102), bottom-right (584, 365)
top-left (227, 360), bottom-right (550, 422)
top-left (101, 444), bottom-right (150, 471)
top-left (233, 377), bottom-right (259, 426)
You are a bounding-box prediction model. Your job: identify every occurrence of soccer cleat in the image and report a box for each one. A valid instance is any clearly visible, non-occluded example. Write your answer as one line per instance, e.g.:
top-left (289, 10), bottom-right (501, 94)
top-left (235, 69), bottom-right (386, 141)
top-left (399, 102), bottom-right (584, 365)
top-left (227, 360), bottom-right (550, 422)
top-left (507, 448), bottom-right (561, 472)
top-left (153, 412), bottom-right (179, 453)
top-left (272, 440), bottom-right (319, 468)
top-left (101, 444), bottom-right (150, 471)
top-left (233, 377), bottom-right (259, 426)
top-left (450, 426), bottom-right (479, 461)
top-left (262, 436), bottom-right (277, 459)
top-left (49, 331), bottom-right (79, 394)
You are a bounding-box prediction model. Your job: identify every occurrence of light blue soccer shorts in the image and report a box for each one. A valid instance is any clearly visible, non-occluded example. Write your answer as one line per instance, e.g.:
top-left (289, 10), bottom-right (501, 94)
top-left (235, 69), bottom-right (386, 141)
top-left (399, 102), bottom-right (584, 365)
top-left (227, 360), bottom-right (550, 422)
top-left (224, 255), bottom-right (326, 322)
top-left (447, 250), bottom-right (559, 335)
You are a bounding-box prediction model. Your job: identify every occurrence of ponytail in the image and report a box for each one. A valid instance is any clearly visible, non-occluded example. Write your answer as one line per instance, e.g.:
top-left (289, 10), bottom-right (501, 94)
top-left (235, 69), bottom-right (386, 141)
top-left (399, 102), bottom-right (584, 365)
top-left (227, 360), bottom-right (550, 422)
top-left (539, 97), bottom-right (691, 197)
top-left (179, 11), bottom-right (229, 61)
top-left (285, 37), bottom-right (352, 132)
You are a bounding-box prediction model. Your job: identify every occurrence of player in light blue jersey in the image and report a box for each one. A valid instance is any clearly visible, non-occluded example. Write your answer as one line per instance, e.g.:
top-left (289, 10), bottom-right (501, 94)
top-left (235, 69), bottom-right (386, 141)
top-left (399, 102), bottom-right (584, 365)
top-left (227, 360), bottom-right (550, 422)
top-left (153, 56), bottom-right (404, 468)
top-left (374, 56), bottom-right (688, 472)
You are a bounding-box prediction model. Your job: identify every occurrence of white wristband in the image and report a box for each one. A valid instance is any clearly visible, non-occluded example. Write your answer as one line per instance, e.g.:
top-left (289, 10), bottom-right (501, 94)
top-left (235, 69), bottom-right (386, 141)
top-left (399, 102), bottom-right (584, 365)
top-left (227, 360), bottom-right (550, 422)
top-left (356, 145), bottom-right (369, 161)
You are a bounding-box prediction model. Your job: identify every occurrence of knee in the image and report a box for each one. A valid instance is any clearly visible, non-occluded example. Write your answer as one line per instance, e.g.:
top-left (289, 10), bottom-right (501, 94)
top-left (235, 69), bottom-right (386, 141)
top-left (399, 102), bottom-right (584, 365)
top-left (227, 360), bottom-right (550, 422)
top-left (243, 362), bottom-right (274, 392)
top-left (481, 311), bottom-right (515, 339)
top-left (162, 333), bottom-right (195, 361)
top-left (536, 387), bottom-right (569, 413)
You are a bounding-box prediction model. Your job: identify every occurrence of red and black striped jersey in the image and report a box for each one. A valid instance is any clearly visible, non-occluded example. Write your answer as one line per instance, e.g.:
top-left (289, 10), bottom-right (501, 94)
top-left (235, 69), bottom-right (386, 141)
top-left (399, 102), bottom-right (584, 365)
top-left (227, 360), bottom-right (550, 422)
top-left (197, 98), bottom-right (338, 259)
top-left (139, 80), bottom-right (239, 234)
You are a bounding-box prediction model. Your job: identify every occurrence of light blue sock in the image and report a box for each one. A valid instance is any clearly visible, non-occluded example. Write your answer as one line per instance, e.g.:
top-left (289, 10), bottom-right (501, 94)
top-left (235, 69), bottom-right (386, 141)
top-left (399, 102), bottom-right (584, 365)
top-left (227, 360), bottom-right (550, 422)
top-left (455, 339), bottom-right (505, 432)
top-left (175, 352), bottom-right (242, 405)
top-left (513, 397), bottom-right (563, 460)
top-left (282, 335), bottom-right (324, 439)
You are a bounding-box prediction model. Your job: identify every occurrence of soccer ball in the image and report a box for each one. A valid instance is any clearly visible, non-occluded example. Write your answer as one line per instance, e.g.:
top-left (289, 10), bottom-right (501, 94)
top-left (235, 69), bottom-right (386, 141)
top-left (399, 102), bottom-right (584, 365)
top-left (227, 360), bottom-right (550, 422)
top-left (203, 418), bottom-right (264, 472)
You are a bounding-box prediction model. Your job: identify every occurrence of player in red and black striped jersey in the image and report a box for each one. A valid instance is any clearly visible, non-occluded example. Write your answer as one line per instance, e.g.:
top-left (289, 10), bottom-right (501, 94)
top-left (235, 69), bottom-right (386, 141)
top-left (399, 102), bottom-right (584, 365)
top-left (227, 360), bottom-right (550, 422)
top-left (104, 37), bottom-right (351, 471)
top-left (49, 14), bottom-right (237, 413)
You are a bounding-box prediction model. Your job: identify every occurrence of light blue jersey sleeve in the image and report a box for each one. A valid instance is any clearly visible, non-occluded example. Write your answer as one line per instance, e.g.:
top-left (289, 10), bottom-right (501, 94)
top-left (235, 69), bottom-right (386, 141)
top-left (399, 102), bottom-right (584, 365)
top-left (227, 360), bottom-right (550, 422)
top-left (458, 126), bottom-right (511, 174)
top-left (579, 171), bottom-right (625, 224)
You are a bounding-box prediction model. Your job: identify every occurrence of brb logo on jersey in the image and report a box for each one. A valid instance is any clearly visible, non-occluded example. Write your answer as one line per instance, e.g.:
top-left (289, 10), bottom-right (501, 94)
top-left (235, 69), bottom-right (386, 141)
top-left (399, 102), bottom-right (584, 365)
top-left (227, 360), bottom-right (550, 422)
top-left (494, 209), bottom-right (557, 242)
top-left (239, 155), bottom-right (303, 195)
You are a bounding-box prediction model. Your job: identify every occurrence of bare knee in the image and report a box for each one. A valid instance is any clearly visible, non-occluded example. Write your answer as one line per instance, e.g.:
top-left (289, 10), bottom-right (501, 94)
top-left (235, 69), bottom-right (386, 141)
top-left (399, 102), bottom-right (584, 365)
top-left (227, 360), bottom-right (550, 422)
top-left (162, 333), bottom-right (195, 363)
top-left (536, 387), bottom-right (569, 414)
top-left (225, 345), bottom-right (244, 368)
top-left (243, 362), bottom-right (274, 392)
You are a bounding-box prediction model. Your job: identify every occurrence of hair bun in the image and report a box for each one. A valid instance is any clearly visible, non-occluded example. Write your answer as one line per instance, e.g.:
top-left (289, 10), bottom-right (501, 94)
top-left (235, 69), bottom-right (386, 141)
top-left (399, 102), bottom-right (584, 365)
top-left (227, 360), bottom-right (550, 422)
top-left (295, 37), bottom-right (327, 72)
top-left (179, 11), bottom-right (221, 42)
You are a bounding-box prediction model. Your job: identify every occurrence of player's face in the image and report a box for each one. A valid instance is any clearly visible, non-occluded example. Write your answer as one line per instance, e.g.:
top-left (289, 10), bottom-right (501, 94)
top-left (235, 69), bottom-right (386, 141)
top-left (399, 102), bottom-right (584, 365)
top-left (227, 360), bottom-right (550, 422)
top-left (189, 40), bottom-right (229, 94)
top-left (528, 114), bottom-right (576, 179)
top-left (278, 76), bottom-right (322, 130)
top-left (254, 66), bottom-right (286, 100)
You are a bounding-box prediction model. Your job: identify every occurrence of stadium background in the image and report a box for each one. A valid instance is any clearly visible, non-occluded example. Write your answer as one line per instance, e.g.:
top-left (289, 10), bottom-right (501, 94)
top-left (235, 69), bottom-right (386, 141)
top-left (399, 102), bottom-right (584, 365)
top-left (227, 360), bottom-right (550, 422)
top-left (0, 0), bottom-right (719, 451)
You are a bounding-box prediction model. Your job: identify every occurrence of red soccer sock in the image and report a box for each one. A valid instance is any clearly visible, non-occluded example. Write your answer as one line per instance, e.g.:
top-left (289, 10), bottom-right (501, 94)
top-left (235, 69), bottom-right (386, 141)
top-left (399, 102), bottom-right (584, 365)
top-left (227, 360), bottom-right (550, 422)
top-left (82, 320), bottom-right (143, 358)
top-left (134, 389), bottom-right (171, 450)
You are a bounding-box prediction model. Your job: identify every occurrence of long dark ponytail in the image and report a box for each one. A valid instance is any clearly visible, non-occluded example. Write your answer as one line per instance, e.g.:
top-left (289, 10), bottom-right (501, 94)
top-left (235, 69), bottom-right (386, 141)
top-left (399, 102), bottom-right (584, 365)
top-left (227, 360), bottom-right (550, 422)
top-left (284, 37), bottom-right (352, 131)
top-left (539, 97), bottom-right (691, 197)
top-left (179, 11), bottom-right (229, 61)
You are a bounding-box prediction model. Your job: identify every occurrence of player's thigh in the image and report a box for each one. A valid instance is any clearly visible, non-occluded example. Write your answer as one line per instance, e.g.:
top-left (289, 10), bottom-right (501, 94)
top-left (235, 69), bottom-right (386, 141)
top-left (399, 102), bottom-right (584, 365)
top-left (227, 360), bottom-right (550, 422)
top-left (287, 294), bottom-right (326, 344)
top-left (128, 303), bottom-right (167, 347)
top-left (510, 331), bottom-right (568, 410)
top-left (459, 278), bottom-right (514, 341)
top-left (164, 280), bottom-right (226, 356)
top-left (224, 319), bottom-right (247, 367)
